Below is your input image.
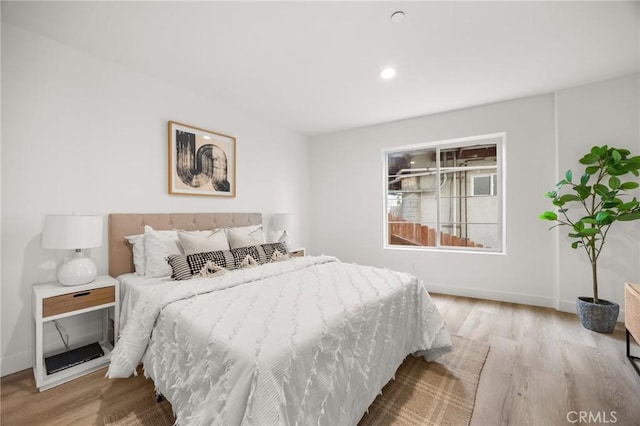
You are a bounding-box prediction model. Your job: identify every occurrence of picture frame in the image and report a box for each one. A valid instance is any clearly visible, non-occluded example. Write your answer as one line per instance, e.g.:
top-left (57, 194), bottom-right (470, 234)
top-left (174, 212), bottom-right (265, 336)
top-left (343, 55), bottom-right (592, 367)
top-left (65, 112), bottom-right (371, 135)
top-left (168, 121), bottom-right (236, 197)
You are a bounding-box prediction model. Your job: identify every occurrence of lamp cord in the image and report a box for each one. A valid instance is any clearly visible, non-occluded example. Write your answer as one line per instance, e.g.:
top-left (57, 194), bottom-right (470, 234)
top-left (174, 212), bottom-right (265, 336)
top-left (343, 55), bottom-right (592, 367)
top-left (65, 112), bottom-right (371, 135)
top-left (53, 320), bottom-right (70, 352)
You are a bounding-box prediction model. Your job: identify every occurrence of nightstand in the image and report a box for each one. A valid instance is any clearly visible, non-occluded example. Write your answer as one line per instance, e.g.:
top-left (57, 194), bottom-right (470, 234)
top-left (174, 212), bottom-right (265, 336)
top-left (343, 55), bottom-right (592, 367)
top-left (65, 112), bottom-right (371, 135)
top-left (32, 275), bottom-right (119, 391)
top-left (290, 247), bottom-right (306, 257)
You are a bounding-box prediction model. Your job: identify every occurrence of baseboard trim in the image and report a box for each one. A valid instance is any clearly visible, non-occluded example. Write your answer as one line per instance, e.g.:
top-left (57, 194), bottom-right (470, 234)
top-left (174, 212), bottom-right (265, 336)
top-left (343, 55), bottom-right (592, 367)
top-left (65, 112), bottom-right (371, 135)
top-left (1, 349), bottom-right (32, 377)
top-left (425, 282), bottom-right (557, 309)
top-left (425, 282), bottom-right (627, 322)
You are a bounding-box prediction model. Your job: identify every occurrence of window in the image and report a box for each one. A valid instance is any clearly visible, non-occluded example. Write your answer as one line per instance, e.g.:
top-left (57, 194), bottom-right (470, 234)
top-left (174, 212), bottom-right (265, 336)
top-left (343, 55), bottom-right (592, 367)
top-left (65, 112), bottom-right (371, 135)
top-left (384, 133), bottom-right (505, 253)
top-left (471, 174), bottom-right (498, 196)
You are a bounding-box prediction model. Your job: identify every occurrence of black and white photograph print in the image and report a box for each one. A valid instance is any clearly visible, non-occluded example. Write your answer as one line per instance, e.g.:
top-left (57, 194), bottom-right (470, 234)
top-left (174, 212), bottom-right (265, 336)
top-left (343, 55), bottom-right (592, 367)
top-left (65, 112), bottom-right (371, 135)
top-left (168, 121), bottom-right (236, 197)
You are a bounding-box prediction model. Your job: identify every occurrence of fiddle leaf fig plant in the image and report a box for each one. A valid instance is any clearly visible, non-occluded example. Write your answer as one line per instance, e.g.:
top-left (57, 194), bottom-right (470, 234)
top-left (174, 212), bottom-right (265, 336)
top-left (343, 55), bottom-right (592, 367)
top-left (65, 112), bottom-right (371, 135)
top-left (540, 145), bottom-right (640, 304)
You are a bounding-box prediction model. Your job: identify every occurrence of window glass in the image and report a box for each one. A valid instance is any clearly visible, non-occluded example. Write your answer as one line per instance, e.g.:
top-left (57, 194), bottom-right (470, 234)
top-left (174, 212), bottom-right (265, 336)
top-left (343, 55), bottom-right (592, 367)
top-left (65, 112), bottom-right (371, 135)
top-left (384, 134), bottom-right (504, 253)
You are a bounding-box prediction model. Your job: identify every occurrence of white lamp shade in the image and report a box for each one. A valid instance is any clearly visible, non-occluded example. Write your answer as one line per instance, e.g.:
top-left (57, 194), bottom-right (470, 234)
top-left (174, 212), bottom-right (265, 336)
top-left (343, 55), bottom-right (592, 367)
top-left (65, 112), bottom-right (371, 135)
top-left (42, 214), bottom-right (103, 249)
top-left (272, 213), bottom-right (294, 231)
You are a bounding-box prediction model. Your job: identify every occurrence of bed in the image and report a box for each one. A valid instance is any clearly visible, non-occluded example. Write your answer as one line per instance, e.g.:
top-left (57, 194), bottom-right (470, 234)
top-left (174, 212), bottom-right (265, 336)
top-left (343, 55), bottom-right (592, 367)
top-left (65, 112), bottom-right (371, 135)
top-left (107, 212), bottom-right (452, 426)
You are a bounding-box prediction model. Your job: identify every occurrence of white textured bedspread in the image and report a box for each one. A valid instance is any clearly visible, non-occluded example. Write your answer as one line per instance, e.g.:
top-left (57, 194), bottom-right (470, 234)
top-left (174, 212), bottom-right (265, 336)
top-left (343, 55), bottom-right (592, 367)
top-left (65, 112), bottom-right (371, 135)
top-left (108, 256), bottom-right (451, 425)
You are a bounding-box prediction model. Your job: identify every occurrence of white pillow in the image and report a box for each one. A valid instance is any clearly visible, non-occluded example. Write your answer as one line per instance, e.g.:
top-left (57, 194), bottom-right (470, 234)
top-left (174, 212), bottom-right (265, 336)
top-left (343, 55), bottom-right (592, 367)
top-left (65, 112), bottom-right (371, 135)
top-left (125, 229), bottom-right (178, 276)
top-left (143, 225), bottom-right (183, 278)
top-left (226, 225), bottom-right (265, 249)
top-left (178, 229), bottom-right (230, 255)
top-left (125, 234), bottom-right (145, 275)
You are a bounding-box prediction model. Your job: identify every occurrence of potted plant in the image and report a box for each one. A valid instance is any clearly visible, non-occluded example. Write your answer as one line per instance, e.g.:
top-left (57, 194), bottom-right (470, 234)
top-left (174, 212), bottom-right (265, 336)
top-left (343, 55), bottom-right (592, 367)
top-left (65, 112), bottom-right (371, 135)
top-left (540, 145), bottom-right (640, 333)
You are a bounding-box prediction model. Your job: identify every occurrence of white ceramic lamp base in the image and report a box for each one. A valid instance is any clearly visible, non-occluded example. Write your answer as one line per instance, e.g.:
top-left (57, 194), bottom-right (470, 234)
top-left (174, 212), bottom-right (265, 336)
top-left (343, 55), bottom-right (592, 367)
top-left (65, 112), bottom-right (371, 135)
top-left (278, 230), bottom-right (289, 248)
top-left (58, 250), bottom-right (98, 286)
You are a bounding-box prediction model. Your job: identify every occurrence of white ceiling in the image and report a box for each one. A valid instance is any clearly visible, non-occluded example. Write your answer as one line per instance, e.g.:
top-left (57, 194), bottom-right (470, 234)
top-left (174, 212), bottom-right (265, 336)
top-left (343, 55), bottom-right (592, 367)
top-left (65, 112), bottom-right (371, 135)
top-left (3, 1), bottom-right (639, 136)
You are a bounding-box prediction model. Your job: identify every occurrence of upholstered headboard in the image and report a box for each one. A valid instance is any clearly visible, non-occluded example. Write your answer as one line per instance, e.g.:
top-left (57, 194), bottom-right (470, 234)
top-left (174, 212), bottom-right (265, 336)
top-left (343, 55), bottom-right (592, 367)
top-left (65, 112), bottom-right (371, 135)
top-left (108, 212), bottom-right (262, 277)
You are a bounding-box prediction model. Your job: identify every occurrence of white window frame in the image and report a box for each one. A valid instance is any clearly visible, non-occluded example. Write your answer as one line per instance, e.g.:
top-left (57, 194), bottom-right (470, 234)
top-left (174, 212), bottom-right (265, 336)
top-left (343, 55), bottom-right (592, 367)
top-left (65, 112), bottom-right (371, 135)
top-left (382, 132), bottom-right (506, 254)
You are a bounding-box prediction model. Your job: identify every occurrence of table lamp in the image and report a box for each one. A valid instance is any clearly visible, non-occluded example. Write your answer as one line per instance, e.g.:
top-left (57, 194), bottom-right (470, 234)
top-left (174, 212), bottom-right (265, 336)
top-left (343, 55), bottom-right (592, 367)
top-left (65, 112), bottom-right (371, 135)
top-left (41, 214), bottom-right (103, 286)
top-left (272, 213), bottom-right (294, 247)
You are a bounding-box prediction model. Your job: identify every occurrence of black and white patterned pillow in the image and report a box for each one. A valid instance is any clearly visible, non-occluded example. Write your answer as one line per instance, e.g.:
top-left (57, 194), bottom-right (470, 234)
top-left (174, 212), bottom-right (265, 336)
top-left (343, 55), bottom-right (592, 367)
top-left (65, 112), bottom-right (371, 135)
top-left (188, 249), bottom-right (237, 274)
top-left (167, 242), bottom-right (289, 280)
top-left (166, 254), bottom-right (192, 280)
top-left (230, 245), bottom-right (261, 267)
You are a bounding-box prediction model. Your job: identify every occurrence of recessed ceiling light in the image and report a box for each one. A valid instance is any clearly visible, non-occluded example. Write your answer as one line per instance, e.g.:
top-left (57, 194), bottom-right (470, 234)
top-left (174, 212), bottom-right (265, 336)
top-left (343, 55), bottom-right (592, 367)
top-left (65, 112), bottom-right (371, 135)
top-left (379, 68), bottom-right (396, 80)
top-left (391, 11), bottom-right (405, 23)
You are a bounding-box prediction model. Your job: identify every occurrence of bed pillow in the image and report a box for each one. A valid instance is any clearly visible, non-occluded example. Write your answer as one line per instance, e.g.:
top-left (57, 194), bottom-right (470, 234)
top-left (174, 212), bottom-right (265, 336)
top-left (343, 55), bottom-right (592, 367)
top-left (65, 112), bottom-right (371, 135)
top-left (125, 234), bottom-right (145, 275)
top-left (226, 225), bottom-right (265, 249)
top-left (167, 242), bottom-right (288, 280)
top-left (178, 229), bottom-right (230, 255)
top-left (143, 225), bottom-right (184, 278)
top-left (125, 229), bottom-right (179, 276)
top-left (240, 255), bottom-right (259, 268)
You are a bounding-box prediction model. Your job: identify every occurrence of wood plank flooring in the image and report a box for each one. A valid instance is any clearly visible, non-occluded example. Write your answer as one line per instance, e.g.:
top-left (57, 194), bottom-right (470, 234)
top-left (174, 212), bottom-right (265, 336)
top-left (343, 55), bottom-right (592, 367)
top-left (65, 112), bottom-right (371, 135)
top-left (1, 293), bottom-right (638, 425)
top-left (434, 294), bottom-right (640, 426)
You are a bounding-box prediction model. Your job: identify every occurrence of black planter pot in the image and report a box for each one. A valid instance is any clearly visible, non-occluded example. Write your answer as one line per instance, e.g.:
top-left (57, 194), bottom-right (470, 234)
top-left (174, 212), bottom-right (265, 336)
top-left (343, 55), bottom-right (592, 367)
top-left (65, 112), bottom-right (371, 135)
top-left (576, 297), bottom-right (620, 333)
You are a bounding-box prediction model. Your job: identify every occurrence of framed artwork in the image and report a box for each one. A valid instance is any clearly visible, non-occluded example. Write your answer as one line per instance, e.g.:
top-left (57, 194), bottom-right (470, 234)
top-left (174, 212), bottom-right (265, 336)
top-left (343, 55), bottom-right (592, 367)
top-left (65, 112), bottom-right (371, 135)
top-left (168, 121), bottom-right (236, 197)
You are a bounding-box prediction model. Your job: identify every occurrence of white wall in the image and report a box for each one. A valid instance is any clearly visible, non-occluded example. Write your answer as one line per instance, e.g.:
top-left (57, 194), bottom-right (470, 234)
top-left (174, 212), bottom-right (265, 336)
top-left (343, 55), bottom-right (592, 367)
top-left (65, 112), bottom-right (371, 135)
top-left (556, 74), bottom-right (640, 312)
top-left (1, 24), bottom-right (311, 376)
top-left (310, 73), bottom-right (640, 314)
top-left (311, 93), bottom-right (558, 306)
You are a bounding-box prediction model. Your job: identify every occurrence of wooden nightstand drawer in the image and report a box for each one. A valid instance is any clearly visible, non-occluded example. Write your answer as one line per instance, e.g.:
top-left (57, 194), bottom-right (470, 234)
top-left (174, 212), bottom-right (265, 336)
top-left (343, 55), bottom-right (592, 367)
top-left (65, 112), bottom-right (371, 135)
top-left (290, 248), bottom-right (306, 257)
top-left (43, 286), bottom-right (115, 318)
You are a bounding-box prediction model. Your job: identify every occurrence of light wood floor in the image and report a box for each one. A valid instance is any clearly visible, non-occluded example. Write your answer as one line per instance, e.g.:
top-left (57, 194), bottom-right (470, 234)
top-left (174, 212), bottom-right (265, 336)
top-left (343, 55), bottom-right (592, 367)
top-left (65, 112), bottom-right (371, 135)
top-left (1, 293), bottom-right (639, 425)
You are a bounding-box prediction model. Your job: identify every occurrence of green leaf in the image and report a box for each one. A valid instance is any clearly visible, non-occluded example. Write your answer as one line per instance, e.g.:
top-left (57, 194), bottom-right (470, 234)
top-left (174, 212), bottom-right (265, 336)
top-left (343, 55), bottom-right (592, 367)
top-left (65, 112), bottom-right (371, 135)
top-left (540, 211), bottom-right (558, 221)
top-left (617, 212), bottom-right (640, 221)
top-left (558, 194), bottom-right (580, 203)
top-left (603, 200), bottom-right (622, 209)
top-left (601, 191), bottom-right (618, 202)
top-left (579, 153), bottom-right (599, 165)
top-left (585, 166), bottom-right (600, 175)
top-left (619, 149), bottom-right (631, 156)
top-left (609, 176), bottom-right (621, 189)
top-left (594, 184), bottom-right (609, 196)
top-left (571, 241), bottom-right (581, 249)
top-left (619, 200), bottom-right (639, 211)
top-left (573, 221), bottom-right (585, 231)
top-left (580, 173), bottom-right (590, 185)
top-left (612, 149), bottom-right (622, 162)
top-left (595, 211), bottom-right (610, 223)
top-left (620, 182), bottom-right (639, 190)
top-left (575, 185), bottom-right (591, 200)
top-left (545, 191), bottom-right (557, 198)
top-left (581, 218), bottom-right (598, 224)
top-left (579, 228), bottom-right (599, 236)
top-left (598, 145), bottom-right (608, 156)
top-left (565, 170), bottom-right (573, 183)
top-left (600, 215), bottom-right (615, 225)
top-left (607, 166), bottom-right (626, 176)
